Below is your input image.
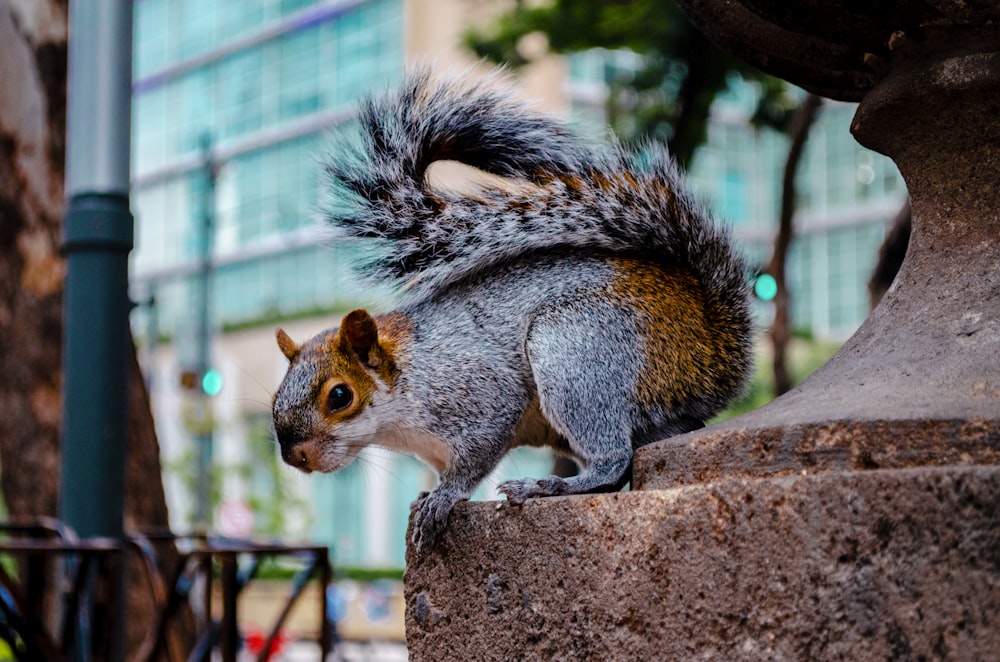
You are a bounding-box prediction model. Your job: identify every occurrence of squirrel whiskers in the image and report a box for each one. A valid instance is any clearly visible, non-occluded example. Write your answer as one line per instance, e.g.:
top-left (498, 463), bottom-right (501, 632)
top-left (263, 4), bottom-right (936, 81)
top-left (272, 68), bottom-right (753, 551)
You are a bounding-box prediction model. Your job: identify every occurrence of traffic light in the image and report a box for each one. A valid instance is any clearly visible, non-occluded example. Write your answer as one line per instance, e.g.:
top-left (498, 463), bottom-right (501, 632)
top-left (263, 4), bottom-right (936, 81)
top-left (179, 368), bottom-right (223, 395)
top-left (753, 272), bottom-right (778, 302)
top-left (180, 369), bottom-right (200, 390)
top-left (201, 368), bottom-right (224, 396)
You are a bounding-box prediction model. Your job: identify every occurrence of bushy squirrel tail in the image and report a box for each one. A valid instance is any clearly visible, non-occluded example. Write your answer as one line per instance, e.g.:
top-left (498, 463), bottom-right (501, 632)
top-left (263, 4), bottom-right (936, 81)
top-left (322, 67), bottom-right (750, 312)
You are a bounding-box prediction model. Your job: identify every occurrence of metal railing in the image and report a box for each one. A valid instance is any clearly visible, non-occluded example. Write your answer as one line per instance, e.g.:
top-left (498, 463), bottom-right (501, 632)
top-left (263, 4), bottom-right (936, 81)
top-left (0, 520), bottom-right (331, 662)
top-left (0, 518), bottom-right (119, 660)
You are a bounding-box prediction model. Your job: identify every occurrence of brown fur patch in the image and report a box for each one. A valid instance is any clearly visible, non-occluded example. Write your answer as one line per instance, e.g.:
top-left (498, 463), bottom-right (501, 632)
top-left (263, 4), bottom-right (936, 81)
top-left (341, 309), bottom-right (380, 364)
top-left (371, 311), bottom-right (413, 389)
top-left (589, 170), bottom-right (636, 194)
top-left (558, 174), bottom-right (586, 192)
top-left (276, 328), bottom-right (299, 360)
top-left (607, 258), bottom-right (742, 410)
top-left (285, 328), bottom-right (376, 427)
top-left (289, 312), bottom-right (414, 430)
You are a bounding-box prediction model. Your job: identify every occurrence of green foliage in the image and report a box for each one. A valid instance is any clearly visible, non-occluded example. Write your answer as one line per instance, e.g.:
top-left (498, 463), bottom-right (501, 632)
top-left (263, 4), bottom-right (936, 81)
top-left (334, 566), bottom-right (405, 583)
top-left (465, 0), bottom-right (790, 166)
top-left (161, 414), bottom-right (311, 537)
top-left (248, 555), bottom-right (403, 582)
top-left (243, 414), bottom-right (313, 538)
top-left (749, 76), bottom-right (805, 132)
top-left (0, 635), bottom-right (23, 660)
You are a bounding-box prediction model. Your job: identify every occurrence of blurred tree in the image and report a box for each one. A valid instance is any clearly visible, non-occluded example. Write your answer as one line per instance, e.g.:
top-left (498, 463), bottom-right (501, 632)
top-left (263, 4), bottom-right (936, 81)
top-left (0, 1), bottom-right (191, 657)
top-left (465, 0), bottom-right (800, 167)
top-left (766, 93), bottom-right (823, 396)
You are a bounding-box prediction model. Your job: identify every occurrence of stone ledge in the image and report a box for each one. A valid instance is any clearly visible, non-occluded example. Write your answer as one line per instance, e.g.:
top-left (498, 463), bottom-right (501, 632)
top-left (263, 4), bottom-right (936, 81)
top-left (405, 465), bottom-right (1000, 661)
top-left (634, 417), bottom-right (1000, 490)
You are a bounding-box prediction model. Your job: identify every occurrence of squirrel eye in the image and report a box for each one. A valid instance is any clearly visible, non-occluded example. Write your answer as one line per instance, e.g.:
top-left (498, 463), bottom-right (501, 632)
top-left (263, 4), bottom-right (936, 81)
top-left (327, 384), bottom-right (353, 412)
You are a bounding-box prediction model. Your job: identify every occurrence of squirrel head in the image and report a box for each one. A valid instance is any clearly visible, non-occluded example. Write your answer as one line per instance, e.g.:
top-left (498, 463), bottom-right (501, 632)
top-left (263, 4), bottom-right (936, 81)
top-left (271, 309), bottom-right (403, 474)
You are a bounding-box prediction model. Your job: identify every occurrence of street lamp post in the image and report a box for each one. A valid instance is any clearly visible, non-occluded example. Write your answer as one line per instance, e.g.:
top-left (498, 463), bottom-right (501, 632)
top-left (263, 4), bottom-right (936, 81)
top-left (59, 0), bottom-right (134, 659)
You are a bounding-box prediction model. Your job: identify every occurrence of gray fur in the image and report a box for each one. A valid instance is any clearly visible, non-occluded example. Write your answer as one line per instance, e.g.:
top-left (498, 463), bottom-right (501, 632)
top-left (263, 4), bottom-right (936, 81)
top-left (322, 68), bottom-right (749, 318)
top-left (396, 258), bottom-right (652, 547)
top-left (277, 69), bottom-right (754, 551)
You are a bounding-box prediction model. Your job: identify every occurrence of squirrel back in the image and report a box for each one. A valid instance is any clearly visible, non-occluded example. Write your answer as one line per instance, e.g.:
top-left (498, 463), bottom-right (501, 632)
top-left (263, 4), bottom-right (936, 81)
top-left (322, 68), bottom-right (750, 331)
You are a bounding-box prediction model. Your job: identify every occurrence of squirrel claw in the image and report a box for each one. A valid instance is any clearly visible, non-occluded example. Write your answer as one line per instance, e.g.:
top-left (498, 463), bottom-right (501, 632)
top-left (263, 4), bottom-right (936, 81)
top-left (410, 491), bottom-right (430, 516)
top-left (498, 476), bottom-right (570, 505)
top-left (409, 491), bottom-right (456, 553)
top-left (497, 481), bottom-right (528, 506)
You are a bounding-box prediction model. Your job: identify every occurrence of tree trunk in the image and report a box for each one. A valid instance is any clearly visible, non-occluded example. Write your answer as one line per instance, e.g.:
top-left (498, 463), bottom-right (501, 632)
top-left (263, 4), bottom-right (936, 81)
top-left (0, 2), bottom-right (190, 657)
top-left (670, 27), bottom-right (729, 169)
top-left (768, 93), bottom-right (822, 397)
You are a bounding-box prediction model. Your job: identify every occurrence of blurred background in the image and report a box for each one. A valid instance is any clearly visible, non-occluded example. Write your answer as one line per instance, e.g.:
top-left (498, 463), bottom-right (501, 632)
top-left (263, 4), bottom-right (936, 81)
top-left (115, 0), bottom-right (904, 654)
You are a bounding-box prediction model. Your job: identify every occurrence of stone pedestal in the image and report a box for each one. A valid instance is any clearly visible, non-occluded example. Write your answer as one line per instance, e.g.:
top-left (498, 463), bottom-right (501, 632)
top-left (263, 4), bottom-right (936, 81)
top-left (635, 26), bottom-right (1000, 490)
top-left (404, 7), bottom-right (1000, 660)
top-left (406, 467), bottom-right (1000, 660)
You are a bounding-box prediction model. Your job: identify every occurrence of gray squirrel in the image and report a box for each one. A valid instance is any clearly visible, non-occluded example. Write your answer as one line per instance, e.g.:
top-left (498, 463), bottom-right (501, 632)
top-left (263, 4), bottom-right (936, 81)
top-left (272, 68), bottom-right (753, 551)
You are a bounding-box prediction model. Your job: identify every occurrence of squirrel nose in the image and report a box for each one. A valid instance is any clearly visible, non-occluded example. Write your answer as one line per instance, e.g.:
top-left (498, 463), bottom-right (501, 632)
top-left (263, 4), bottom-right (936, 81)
top-left (274, 421), bottom-right (312, 470)
top-left (279, 440), bottom-right (314, 473)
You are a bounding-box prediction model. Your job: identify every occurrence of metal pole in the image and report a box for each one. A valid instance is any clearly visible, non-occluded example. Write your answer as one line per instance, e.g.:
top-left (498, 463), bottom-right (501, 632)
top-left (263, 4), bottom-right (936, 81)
top-left (143, 284), bottom-right (158, 390)
top-left (60, 0), bottom-right (134, 659)
top-left (194, 133), bottom-right (217, 529)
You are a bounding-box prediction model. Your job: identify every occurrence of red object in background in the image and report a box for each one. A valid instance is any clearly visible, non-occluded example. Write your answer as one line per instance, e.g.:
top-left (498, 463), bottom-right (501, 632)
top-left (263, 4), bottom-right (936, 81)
top-left (243, 627), bottom-right (287, 660)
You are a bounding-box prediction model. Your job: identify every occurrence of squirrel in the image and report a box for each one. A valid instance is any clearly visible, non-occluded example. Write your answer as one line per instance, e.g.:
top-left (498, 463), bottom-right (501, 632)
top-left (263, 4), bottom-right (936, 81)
top-left (272, 68), bottom-right (753, 551)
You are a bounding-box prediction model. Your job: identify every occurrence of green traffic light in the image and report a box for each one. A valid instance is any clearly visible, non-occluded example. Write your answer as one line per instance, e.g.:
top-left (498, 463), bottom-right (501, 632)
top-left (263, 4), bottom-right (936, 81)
top-left (754, 273), bottom-right (778, 301)
top-left (201, 369), bottom-right (223, 396)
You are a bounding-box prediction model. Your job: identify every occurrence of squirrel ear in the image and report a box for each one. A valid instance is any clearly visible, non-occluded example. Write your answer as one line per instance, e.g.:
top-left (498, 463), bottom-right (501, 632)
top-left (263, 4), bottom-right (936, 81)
top-left (340, 309), bottom-right (380, 367)
top-left (276, 328), bottom-right (299, 361)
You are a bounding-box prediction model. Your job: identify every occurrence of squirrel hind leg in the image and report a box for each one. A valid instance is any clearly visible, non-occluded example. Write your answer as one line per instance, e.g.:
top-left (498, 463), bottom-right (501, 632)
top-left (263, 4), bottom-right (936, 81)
top-left (500, 306), bottom-right (641, 504)
top-left (498, 454), bottom-right (633, 505)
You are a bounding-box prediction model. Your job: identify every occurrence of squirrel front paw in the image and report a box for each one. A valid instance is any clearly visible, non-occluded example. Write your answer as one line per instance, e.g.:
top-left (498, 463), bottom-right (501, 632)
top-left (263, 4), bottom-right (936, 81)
top-left (497, 476), bottom-right (570, 505)
top-left (410, 490), bottom-right (458, 552)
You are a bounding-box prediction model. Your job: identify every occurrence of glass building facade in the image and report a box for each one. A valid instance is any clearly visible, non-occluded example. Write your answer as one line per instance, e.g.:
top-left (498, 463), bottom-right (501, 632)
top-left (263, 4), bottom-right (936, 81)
top-left (131, 0), bottom-right (404, 336)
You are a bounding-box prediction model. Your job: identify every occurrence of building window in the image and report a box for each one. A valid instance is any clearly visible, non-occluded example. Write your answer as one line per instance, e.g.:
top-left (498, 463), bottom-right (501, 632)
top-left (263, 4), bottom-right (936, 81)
top-left (132, 0), bottom-right (404, 335)
top-left (133, 0), bottom-right (404, 171)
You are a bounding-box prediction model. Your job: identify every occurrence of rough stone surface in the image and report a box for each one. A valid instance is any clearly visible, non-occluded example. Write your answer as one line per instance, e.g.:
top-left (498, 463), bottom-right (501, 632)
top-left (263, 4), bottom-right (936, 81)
top-left (406, 466), bottom-right (1000, 661)
top-left (635, 418), bottom-right (1000, 490)
top-left (636, 31), bottom-right (1000, 487)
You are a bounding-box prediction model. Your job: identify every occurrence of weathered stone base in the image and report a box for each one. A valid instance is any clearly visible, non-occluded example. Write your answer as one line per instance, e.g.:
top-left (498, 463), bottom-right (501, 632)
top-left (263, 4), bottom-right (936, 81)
top-left (634, 418), bottom-right (1000, 490)
top-left (405, 465), bottom-right (1000, 661)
